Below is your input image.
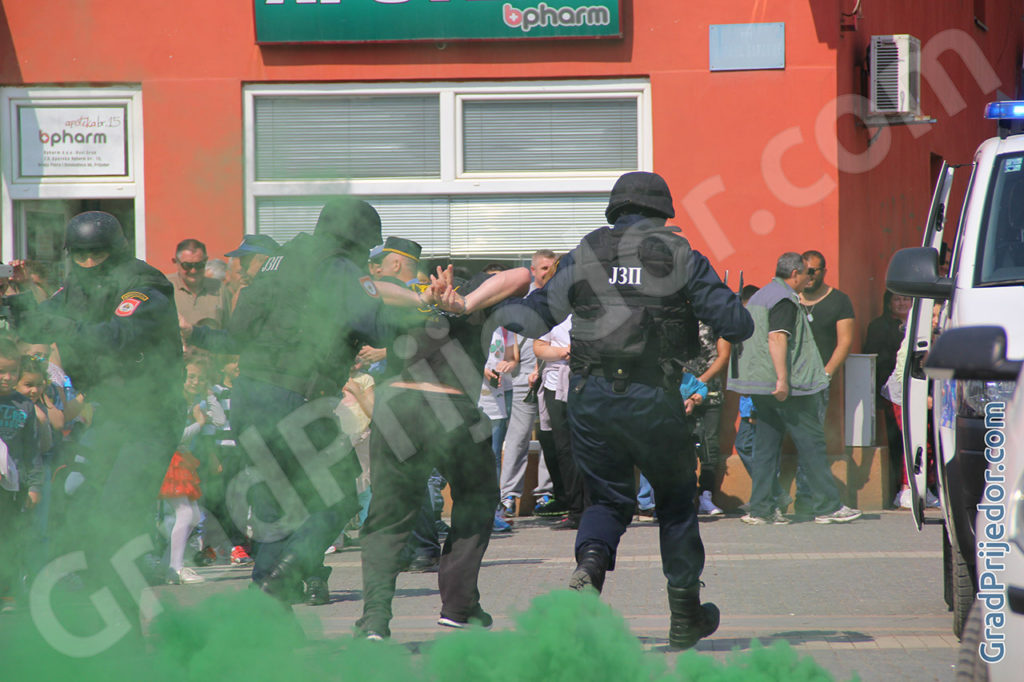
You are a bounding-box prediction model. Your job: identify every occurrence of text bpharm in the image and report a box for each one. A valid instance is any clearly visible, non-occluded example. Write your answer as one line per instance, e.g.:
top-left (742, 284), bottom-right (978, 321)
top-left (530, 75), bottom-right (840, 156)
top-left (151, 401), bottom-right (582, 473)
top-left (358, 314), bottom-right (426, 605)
top-left (39, 130), bottom-right (108, 147)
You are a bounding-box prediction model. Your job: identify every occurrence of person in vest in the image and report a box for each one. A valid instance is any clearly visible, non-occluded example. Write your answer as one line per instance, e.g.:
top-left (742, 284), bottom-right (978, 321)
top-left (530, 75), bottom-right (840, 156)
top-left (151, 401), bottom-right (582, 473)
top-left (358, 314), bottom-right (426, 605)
top-left (185, 197), bottom-right (431, 605)
top-left (11, 210), bottom-right (185, 629)
top-left (476, 171), bottom-right (753, 650)
top-left (729, 252), bottom-right (862, 526)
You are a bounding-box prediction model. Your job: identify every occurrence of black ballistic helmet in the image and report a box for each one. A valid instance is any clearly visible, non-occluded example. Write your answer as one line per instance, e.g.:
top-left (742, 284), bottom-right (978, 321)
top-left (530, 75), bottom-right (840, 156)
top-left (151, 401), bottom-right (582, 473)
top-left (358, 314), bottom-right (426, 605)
top-left (314, 197), bottom-right (382, 253)
top-left (605, 171), bottom-right (676, 223)
top-left (64, 211), bottom-right (129, 252)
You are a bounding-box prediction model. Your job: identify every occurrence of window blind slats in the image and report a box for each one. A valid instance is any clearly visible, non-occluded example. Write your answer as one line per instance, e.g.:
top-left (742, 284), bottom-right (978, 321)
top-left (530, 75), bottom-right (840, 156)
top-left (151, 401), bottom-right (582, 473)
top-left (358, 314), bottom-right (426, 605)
top-left (463, 99), bottom-right (637, 173)
top-left (255, 96), bottom-right (441, 180)
top-left (255, 196), bottom-right (451, 255)
top-left (449, 195), bottom-right (606, 258)
top-left (255, 194), bottom-right (604, 260)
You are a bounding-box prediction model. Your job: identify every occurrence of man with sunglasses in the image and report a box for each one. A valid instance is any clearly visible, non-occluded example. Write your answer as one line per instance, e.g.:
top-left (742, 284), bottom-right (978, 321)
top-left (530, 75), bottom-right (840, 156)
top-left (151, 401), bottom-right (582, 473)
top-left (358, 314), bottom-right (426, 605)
top-left (793, 250), bottom-right (855, 517)
top-left (169, 238), bottom-right (230, 329)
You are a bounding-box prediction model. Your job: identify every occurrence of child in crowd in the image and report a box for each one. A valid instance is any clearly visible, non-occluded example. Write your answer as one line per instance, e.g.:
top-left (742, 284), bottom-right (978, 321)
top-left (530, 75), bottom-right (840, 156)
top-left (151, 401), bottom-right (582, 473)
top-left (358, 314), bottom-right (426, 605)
top-left (0, 340), bottom-right (42, 609)
top-left (16, 355), bottom-right (60, 566)
top-left (158, 355), bottom-right (223, 584)
top-left (16, 355), bottom-right (57, 459)
top-left (206, 354), bottom-right (253, 565)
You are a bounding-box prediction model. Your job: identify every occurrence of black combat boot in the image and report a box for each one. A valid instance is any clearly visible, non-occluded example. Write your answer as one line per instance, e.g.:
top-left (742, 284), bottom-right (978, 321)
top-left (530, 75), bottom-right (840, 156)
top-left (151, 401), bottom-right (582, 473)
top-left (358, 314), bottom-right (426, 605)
top-left (304, 565), bottom-right (332, 606)
top-left (667, 583), bottom-right (720, 650)
top-left (568, 544), bottom-right (610, 593)
top-left (256, 552), bottom-right (305, 604)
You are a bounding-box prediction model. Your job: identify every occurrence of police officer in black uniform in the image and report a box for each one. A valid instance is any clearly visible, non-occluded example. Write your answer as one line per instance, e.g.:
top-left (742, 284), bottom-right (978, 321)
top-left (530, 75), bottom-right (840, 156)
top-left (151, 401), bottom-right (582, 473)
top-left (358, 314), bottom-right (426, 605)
top-left (189, 197), bottom-right (427, 606)
top-left (489, 171), bottom-right (753, 649)
top-left (12, 211), bottom-right (184, 616)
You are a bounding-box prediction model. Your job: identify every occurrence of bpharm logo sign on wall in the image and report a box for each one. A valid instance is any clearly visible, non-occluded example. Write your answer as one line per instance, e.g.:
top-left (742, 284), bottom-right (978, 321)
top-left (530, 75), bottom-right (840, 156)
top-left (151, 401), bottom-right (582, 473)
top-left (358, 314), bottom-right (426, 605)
top-left (254, 0), bottom-right (620, 44)
top-left (17, 105), bottom-right (128, 178)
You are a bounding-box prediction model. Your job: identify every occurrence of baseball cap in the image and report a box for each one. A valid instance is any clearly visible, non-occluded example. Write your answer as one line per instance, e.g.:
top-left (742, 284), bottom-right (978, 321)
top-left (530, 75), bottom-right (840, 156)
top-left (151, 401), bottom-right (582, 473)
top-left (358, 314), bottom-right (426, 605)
top-left (225, 234), bottom-right (279, 258)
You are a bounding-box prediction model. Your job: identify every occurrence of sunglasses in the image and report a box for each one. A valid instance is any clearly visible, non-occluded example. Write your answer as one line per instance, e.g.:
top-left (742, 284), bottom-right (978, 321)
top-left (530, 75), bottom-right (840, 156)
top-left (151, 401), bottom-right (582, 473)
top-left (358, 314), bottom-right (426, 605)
top-left (177, 260), bottom-right (207, 272)
top-left (805, 267), bottom-right (820, 276)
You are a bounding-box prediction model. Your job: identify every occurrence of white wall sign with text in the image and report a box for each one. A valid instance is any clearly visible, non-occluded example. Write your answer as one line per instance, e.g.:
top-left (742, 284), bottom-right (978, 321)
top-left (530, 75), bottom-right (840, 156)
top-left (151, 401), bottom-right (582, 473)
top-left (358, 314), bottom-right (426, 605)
top-left (17, 105), bottom-right (128, 178)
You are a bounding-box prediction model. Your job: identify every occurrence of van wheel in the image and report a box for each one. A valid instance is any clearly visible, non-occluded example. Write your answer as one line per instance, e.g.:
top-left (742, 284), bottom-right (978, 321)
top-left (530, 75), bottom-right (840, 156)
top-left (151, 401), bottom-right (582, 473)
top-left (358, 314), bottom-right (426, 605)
top-left (955, 601), bottom-right (988, 681)
top-left (952, 536), bottom-right (975, 640)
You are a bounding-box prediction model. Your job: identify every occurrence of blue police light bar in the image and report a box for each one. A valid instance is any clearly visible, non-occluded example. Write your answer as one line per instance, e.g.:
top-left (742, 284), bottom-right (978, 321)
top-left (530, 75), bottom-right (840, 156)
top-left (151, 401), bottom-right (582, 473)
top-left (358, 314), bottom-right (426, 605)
top-left (985, 101), bottom-right (1024, 119)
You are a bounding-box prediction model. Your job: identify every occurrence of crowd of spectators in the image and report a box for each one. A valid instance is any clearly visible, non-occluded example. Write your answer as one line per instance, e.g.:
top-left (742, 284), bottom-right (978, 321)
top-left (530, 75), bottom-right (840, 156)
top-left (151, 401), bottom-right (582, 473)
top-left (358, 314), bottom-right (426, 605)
top-left (0, 233), bottom-right (913, 615)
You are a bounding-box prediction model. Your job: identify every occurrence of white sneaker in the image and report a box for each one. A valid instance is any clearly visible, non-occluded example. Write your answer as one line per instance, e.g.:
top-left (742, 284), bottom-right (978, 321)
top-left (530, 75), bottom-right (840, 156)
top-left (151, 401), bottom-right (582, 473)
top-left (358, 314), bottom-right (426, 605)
top-left (814, 505), bottom-right (863, 524)
top-left (926, 490), bottom-right (941, 508)
top-left (895, 488), bottom-right (913, 510)
top-left (740, 513), bottom-right (769, 525)
top-left (173, 567), bottom-right (205, 585)
top-left (698, 491), bottom-right (723, 516)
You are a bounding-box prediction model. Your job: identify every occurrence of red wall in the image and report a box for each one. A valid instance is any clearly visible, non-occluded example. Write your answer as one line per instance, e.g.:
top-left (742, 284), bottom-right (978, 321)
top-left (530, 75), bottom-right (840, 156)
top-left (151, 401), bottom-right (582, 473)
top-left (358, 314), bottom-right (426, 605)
top-left (833, 2), bottom-right (1021, 345)
top-left (1, 0), bottom-right (1020, 326)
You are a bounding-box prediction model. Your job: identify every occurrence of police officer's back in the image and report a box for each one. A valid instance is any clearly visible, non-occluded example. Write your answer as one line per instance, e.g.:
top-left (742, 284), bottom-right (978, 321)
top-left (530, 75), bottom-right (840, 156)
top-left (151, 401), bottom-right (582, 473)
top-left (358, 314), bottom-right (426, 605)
top-left (492, 171), bottom-right (753, 650)
top-left (222, 197), bottom-right (407, 604)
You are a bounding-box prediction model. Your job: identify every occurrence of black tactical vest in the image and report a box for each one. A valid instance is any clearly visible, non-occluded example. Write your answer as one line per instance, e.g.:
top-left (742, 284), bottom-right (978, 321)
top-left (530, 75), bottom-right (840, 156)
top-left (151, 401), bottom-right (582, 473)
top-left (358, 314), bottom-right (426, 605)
top-left (235, 234), bottom-right (360, 397)
top-left (568, 219), bottom-right (699, 388)
top-left (54, 256), bottom-right (184, 424)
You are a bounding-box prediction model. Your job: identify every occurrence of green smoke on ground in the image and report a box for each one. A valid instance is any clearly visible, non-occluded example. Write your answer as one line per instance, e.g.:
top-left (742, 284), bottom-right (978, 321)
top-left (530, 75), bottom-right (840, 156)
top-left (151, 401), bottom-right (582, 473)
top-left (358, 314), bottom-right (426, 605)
top-left (0, 587), bottom-right (854, 682)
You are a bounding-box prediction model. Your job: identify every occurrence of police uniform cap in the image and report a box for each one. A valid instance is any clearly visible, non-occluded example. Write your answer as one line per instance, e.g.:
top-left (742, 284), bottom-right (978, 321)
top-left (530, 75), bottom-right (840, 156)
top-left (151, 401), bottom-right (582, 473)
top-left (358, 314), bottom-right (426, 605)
top-left (382, 236), bottom-right (421, 262)
top-left (225, 233), bottom-right (279, 258)
top-left (368, 244), bottom-right (386, 263)
top-left (605, 171), bottom-right (676, 223)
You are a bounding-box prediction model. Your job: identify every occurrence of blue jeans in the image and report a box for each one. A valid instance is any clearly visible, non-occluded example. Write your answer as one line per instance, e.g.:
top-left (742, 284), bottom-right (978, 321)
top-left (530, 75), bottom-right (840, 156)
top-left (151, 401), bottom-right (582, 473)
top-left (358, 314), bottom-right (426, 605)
top-left (735, 419), bottom-right (755, 476)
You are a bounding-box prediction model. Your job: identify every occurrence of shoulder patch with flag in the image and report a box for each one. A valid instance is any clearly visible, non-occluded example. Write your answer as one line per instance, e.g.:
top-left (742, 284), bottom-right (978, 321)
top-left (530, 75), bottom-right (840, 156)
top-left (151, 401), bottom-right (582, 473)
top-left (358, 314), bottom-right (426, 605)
top-left (115, 298), bottom-right (142, 317)
top-left (359, 276), bottom-right (379, 298)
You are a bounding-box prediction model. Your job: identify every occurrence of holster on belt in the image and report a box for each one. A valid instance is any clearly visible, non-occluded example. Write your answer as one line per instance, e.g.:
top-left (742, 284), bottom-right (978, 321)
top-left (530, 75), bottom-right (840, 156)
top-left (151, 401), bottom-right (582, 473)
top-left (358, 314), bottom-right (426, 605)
top-left (601, 363), bottom-right (632, 394)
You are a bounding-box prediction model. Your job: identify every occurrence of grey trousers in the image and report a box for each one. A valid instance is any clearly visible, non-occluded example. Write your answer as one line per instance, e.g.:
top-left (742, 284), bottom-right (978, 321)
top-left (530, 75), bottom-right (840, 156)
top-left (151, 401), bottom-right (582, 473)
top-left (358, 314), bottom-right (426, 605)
top-left (498, 380), bottom-right (552, 501)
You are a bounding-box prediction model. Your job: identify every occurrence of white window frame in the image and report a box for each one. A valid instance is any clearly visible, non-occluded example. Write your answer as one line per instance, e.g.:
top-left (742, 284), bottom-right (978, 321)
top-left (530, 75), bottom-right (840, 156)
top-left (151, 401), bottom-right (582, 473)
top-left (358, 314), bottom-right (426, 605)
top-left (242, 79), bottom-right (652, 234)
top-left (0, 86), bottom-right (146, 261)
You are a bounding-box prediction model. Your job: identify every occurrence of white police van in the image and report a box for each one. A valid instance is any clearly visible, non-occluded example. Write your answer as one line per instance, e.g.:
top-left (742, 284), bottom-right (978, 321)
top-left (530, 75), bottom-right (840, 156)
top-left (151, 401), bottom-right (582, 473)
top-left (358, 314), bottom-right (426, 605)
top-left (921, 326), bottom-right (1023, 681)
top-left (886, 101), bottom-right (1024, 639)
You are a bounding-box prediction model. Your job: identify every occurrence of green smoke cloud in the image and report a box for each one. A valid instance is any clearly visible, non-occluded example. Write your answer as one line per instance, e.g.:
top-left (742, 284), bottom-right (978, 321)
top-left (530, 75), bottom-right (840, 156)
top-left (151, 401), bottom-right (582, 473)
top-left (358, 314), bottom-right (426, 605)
top-left (1, 586), bottom-right (853, 682)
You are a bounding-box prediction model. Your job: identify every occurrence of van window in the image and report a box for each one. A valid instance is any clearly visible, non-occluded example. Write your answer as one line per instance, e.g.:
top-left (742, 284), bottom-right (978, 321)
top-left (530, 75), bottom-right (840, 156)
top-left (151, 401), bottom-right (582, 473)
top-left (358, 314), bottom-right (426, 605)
top-left (976, 152), bottom-right (1024, 286)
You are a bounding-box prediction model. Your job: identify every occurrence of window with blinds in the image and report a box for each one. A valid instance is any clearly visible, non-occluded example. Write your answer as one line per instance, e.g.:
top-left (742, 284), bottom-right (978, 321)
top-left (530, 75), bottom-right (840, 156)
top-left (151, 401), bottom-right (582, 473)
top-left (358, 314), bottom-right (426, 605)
top-left (255, 194), bottom-right (603, 259)
top-left (462, 98), bottom-right (637, 174)
top-left (254, 95), bottom-right (440, 180)
top-left (246, 81), bottom-right (649, 259)
top-left (449, 195), bottom-right (606, 257)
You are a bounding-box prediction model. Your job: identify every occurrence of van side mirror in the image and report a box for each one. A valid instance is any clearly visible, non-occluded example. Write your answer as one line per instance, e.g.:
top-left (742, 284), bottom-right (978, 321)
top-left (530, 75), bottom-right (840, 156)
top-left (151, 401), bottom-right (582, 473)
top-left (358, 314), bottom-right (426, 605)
top-left (885, 247), bottom-right (954, 300)
top-left (924, 326), bottom-right (1022, 381)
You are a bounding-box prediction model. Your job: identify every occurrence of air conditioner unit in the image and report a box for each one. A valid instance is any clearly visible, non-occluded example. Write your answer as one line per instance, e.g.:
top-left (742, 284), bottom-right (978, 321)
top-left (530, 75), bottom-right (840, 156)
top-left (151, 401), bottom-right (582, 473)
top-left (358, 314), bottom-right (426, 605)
top-left (870, 34), bottom-right (921, 116)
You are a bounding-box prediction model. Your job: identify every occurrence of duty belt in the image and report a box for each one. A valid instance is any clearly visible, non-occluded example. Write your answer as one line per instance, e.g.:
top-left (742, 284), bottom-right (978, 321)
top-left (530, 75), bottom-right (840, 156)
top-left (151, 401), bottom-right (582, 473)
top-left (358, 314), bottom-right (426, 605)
top-left (583, 362), bottom-right (669, 394)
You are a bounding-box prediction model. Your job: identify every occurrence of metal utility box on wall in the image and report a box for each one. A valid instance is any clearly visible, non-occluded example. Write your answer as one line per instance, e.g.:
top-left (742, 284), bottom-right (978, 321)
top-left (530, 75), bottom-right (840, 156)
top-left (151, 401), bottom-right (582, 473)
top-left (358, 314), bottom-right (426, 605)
top-left (844, 354), bottom-right (876, 447)
top-left (869, 34), bottom-right (921, 116)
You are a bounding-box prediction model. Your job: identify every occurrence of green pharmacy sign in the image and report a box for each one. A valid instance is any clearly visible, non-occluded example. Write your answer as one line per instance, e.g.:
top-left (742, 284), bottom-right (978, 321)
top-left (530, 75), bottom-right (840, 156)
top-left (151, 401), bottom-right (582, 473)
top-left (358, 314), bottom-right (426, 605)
top-left (253, 0), bottom-right (622, 44)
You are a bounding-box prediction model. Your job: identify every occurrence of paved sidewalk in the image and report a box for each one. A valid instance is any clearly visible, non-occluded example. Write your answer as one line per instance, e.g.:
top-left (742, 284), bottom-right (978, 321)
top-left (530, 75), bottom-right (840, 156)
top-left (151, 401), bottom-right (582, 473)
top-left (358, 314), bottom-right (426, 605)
top-left (184, 509), bottom-right (957, 681)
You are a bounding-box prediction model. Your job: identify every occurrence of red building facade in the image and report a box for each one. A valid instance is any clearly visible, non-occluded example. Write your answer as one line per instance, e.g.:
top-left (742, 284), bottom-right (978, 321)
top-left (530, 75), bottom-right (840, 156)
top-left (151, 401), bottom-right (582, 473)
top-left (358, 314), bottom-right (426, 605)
top-left (0, 0), bottom-right (1019, 338)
